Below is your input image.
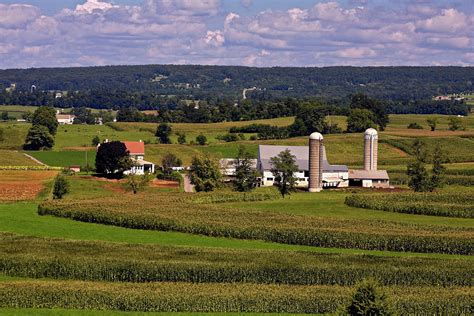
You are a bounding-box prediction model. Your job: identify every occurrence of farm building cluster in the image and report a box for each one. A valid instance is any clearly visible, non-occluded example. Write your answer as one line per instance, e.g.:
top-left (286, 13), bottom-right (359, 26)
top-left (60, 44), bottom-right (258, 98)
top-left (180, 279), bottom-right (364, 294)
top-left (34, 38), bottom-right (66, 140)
top-left (221, 128), bottom-right (389, 190)
top-left (94, 128), bottom-right (389, 190)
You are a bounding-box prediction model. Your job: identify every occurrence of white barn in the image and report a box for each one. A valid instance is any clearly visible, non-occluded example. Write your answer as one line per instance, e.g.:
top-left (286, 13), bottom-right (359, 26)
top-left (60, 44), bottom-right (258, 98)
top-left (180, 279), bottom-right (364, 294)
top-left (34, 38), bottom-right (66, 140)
top-left (257, 145), bottom-right (349, 188)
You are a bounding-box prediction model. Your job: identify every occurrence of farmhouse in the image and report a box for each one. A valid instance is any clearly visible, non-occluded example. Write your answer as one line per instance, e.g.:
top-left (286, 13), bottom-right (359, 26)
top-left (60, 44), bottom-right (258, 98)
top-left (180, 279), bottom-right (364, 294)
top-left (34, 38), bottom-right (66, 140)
top-left (122, 141), bottom-right (155, 175)
top-left (56, 113), bottom-right (75, 125)
top-left (98, 140), bottom-right (155, 175)
top-left (257, 144), bottom-right (349, 188)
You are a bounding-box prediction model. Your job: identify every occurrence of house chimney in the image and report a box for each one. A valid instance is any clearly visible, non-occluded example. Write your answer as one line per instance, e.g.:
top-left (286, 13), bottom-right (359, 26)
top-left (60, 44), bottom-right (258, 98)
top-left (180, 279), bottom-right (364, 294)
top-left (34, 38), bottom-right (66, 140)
top-left (364, 128), bottom-right (378, 171)
top-left (308, 132), bottom-right (323, 192)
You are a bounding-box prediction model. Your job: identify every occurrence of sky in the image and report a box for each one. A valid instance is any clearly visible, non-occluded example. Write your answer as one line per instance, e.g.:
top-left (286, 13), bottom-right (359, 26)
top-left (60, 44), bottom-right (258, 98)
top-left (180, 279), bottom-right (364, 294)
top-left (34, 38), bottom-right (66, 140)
top-left (0, 0), bottom-right (473, 69)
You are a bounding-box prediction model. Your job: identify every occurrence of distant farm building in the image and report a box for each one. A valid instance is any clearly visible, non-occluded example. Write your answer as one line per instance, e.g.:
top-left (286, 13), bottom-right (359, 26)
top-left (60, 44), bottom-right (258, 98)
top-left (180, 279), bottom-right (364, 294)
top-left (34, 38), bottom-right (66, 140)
top-left (56, 114), bottom-right (75, 125)
top-left (257, 143), bottom-right (349, 189)
top-left (69, 165), bottom-right (81, 173)
top-left (348, 128), bottom-right (390, 188)
top-left (220, 158), bottom-right (258, 182)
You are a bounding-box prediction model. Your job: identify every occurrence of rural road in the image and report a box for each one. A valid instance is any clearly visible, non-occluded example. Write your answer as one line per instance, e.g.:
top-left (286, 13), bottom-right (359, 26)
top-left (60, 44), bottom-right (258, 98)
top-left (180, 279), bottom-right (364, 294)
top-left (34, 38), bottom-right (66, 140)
top-left (22, 152), bottom-right (48, 166)
top-left (182, 174), bottom-right (194, 193)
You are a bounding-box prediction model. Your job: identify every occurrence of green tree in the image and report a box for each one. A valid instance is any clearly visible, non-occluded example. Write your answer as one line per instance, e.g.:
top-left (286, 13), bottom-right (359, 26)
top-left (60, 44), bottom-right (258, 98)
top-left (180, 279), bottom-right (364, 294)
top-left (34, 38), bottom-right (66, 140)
top-left (407, 139), bottom-right (430, 192)
top-left (234, 146), bottom-right (258, 192)
top-left (270, 149), bottom-right (298, 198)
top-left (343, 278), bottom-right (394, 316)
top-left (155, 123), bottom-right (172, 144)
top-left (426, 118), bottom-right (438, 131)
top-left (91, 135), bottom-right (101, 146)
top-left (23, 125), bottom-right (54, 150)
top-left (32, 106), bottom-right (58, 135)
top-left (161, 153), bottom-right (182, 177)
top-left (176, 132), bottom-right (186, 144)
top-left (350, 93), bottom-right (389, 131)
top-left (196, 134), bottom-right (207, 145)
top-left (346, 109), bottom-right (377, 133)
top-left (52, 175), bottom-right (70, 199)
top-left (95, 141), bottom-right (133, 177)
top-left (1, 111), bottom-right (8, 121)
top-left (448, 117), bottom-right (464, 131)
top-left (189, 153), bottom-right (221, 192)
top-left (430, 145), bottom-right (446, 191)
top-left (290, 103), bottom-right (327, 136)
top-left (407, 122), bottom-right (423, 129)
top-left (126, 173), bottom-right (153, 194)
top-left (0, 128), bottom-right (4, 142)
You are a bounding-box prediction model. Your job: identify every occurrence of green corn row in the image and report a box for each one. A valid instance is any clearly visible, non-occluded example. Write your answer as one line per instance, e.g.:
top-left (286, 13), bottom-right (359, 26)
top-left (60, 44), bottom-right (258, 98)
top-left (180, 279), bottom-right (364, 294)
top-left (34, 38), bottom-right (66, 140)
top-left (0, 280), bottom-right (471, 314)
top-left (345, 192), bottom-right (474, 218)
top-left (38, 196), bottom-right (473, 255)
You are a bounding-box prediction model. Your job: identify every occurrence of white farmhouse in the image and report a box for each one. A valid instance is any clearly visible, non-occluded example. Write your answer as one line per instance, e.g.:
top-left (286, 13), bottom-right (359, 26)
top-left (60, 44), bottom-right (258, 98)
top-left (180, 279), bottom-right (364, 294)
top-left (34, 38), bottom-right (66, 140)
top-left (98, 140), bottom-right (155, 175)
top-left (257, 145), bottom-right (349, 188)
top-left (56, 114), bottom-right (75, 125)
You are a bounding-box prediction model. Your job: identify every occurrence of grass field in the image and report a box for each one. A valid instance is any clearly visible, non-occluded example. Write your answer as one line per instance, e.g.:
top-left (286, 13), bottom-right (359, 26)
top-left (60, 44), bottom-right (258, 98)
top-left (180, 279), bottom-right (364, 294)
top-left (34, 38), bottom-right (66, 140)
top-left (26, 151), bottom-right (96, 168)
top-left (0, 151), bottom-right (39, 166)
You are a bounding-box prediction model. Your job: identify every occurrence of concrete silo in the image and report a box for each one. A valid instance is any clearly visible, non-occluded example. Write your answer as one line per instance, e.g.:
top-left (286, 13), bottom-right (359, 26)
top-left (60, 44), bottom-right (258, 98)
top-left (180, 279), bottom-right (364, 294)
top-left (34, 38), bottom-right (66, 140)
top-left (308, 132), bottom-right (323, 192)
top-left (364, 128), bottom-right (378, 171)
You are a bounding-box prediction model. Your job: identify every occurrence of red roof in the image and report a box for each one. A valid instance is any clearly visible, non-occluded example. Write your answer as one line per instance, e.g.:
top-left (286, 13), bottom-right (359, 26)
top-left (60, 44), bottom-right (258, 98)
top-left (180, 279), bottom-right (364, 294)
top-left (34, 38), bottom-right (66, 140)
top-left (123, 141), bottom-right (145, 155)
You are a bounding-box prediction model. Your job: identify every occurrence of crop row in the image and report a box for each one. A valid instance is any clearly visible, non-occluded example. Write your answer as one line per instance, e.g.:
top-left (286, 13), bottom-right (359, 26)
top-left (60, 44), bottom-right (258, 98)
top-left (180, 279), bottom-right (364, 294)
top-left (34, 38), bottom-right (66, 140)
top-left (193, 189), bottom-right (281, 204)
top-left (0, 233), bottom-right (471, 286)
top-left (38, 194), bottom-right (474, 255)
top-left (345, 192), bottom-right (474, 218)
top-left (0, 280), bottom-right (471, 314)
top-left (389, 172), bottom-right (474, 186)
top-left (0, 166), bottom-right (62, 171)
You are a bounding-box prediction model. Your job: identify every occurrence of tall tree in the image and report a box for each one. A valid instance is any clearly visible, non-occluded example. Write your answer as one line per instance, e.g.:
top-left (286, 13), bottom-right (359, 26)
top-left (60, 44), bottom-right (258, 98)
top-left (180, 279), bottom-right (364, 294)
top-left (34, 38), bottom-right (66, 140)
top-left (176, 132), bottom-right (186, 144)
top-left (126, 173), bottom-right (153, 194)
top-left (23, 125), bottom-right (54, 150)
top-left (189, 153), bottom-right (221, 192)
top-left (270, 149), bottom-right (298, 198)
top-left (155, 123), bottom-right (172, 144)
top-left (52, 175), bottom-right (70, 199)
top-left (292, 103), bottom-right (327, 135)
top-left (350, 93), bottom-right (389, 131)
top-left (448, 117), bottom-right (464, 131)
top-left (95, 141), bottom-right (133, 177)
top-left (430, 145), bottom-right (446, 191)
top-left (407, 139), bottom-right (430, 192)
top-left (234, 146), bottom-right (258, 192)
top-left (346, 109), bottom-right (377, 133)
top-left (32, 106), bottom-right (58, 135)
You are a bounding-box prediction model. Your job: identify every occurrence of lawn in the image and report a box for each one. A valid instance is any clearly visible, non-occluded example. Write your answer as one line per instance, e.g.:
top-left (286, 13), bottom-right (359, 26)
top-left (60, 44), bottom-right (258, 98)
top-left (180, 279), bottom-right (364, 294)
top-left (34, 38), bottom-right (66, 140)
top-left (26, 150), bottom-right (96, 168)
top-left (0, 150), bottom-right (39, 166)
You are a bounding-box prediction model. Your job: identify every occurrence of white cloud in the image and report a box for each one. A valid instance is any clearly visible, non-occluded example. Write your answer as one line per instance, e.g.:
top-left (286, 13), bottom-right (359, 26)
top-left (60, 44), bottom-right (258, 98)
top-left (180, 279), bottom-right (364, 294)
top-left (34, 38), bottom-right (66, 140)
top-left (0, 1), bottom-right (473, 68)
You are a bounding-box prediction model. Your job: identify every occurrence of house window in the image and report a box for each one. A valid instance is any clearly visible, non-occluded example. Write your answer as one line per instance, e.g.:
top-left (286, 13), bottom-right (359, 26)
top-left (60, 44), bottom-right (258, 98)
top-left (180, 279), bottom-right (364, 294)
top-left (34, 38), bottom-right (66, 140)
top-left (298, 178), bottom-right (305, 182)
top-left (267, 177), bottom-right (274, 181)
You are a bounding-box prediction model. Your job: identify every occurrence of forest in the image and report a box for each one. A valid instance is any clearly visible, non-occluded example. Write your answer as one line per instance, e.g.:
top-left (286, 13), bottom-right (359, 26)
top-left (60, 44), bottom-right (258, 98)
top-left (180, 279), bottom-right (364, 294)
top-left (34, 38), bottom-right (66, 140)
top-left (0, 65), bottom-right (472, 100)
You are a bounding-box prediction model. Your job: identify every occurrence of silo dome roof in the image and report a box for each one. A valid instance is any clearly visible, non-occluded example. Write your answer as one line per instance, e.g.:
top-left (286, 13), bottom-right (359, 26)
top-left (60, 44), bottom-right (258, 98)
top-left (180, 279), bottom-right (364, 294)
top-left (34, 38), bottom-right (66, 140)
top-left (309, 132), bottom-right (323, 140)
top-left (364, 128), bottom-right (378, 136)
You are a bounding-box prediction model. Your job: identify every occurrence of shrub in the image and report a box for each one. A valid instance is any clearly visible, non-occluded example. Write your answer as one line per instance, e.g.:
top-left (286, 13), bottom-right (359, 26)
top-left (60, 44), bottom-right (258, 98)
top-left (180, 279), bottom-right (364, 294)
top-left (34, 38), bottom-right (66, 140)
top-left (52, 175), bottom-right (70, 199)
top-left (407, 122), bottom-right (423, 129)
top-left (196, 134), bottom-right (207, 145)
top-left (343, 279), bottom-right (394, 316)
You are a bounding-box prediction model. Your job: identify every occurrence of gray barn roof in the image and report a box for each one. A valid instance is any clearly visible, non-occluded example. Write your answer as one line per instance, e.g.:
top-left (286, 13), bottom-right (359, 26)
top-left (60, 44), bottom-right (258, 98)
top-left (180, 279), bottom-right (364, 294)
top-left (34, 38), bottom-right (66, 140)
top-left (348, 169), bottom-right (389, 180)
top-left (258, 145), bottom-right (348, 172)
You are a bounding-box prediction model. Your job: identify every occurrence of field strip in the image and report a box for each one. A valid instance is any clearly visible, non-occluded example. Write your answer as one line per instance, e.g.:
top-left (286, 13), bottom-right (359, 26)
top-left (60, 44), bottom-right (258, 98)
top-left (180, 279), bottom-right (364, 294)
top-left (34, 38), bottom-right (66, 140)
top-left (22, 152), bottom-right (48, 166)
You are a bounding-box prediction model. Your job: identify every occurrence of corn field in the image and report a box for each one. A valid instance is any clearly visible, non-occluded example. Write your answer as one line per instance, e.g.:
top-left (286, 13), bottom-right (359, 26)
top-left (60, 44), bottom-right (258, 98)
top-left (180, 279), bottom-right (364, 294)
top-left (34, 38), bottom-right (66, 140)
top-left (38, 194), bottom-right (474, 255)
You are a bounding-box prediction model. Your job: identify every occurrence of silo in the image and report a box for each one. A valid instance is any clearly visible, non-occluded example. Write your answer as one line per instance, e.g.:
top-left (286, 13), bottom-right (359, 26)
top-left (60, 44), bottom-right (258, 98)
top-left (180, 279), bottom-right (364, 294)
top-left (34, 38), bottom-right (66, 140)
top-left (309, 132), bottom-right (323, 192)
top-left (364, 128), bottom-right (378, 171)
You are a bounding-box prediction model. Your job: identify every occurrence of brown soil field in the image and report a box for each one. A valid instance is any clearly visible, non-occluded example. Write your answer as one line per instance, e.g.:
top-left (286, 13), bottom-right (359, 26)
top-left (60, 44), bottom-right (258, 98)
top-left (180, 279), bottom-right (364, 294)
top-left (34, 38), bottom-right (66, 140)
top-left (0, 170), bottom-right (58, 201)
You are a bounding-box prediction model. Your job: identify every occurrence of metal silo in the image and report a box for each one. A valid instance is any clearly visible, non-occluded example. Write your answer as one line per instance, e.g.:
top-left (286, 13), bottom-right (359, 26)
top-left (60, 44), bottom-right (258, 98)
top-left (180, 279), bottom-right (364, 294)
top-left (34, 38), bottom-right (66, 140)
top-left (309, 132), bottom-right (323, 192)
top-left (364, 128), bottom-right (378, 171)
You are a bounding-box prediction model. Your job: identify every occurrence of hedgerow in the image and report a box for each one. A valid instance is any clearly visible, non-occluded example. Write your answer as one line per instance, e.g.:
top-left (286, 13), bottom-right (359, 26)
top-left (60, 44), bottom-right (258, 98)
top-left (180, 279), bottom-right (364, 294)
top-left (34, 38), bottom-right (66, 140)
top-left (0, 280), bottom-right (471, 314)
top-left (345, 192), bottom-right (474, 218)
top-left (38, 194), bottom-right (473, 255)
top-left (0, 233), bottom-right (471, 286)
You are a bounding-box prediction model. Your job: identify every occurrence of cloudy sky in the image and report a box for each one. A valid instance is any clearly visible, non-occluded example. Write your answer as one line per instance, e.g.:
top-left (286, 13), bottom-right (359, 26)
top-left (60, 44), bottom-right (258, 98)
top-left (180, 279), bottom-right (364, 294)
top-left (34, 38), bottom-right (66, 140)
top-left (0, 0), bottom-right (473, 69)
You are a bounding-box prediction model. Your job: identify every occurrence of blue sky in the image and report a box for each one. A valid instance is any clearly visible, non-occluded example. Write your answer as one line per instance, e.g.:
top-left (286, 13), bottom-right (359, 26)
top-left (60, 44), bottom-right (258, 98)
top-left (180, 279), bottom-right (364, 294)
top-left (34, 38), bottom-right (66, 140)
top-left (0, 0), bottom-right (473, 68)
